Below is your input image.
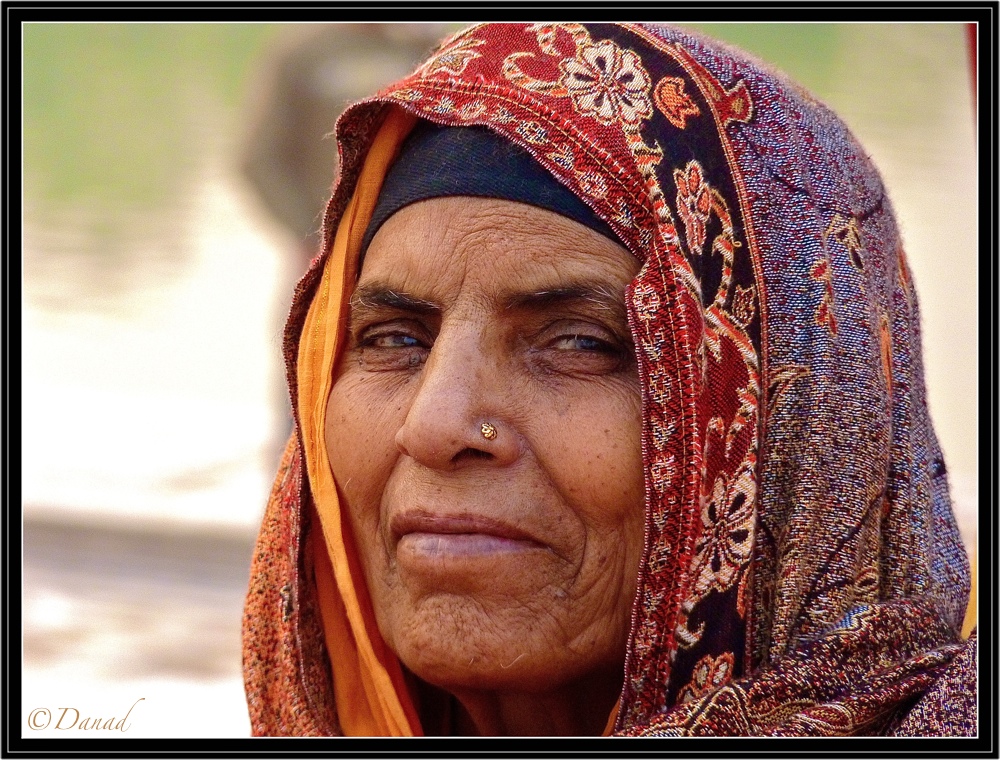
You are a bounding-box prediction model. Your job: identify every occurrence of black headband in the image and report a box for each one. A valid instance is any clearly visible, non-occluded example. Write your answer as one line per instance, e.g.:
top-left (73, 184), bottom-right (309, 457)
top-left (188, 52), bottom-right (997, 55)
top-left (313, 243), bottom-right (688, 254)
top-left (360, 121), bottom-right (620, 257)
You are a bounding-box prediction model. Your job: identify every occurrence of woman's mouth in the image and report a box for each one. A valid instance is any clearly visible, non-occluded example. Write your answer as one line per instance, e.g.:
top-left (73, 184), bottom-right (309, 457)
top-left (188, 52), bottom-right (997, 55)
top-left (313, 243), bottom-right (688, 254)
top-left (399, 532), bottom-right (538, 557)
top-left (391, 512), bottom-right (546, 561)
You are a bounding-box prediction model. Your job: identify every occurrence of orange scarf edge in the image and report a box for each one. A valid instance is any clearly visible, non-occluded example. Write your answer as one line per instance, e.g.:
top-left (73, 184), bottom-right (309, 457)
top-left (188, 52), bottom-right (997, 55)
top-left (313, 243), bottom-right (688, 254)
top-left (297, 106), bottom-right (421, 737)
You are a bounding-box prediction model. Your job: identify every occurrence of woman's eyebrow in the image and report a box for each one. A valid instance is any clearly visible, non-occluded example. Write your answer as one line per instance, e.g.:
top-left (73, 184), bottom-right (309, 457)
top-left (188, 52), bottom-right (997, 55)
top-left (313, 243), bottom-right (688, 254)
top-left (349, 282), bottom-right (628, 321)
top-left (503, 284), bottom-right (627, 320)
top-left (350, 284), bottom-right (441, 315)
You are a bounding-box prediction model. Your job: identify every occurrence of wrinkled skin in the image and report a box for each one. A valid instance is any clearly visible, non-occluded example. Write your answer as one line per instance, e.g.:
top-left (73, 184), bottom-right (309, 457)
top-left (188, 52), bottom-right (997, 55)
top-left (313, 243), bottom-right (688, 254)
top-left (325, 197), bottom-right (645, 735)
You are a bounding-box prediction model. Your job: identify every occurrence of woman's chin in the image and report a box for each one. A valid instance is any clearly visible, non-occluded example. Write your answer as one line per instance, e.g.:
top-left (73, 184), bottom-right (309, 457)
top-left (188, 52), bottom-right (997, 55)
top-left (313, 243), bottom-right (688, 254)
top-left (400, 648), bottom-right (555, 694)
top-left (387, 608), bottom-right (622, 700)
top-left (380, 601), bottom-right (554, 692)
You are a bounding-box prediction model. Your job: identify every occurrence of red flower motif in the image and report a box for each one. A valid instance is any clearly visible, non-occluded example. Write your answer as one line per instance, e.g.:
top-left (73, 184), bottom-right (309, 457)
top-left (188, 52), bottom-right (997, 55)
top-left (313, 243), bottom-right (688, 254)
top-left (674, 161), bottom-right (713, 255)
top-left (678, 652), bottom-right (736, 704)
top-left (654, 76), bottom-right (701, 129)
top-left (810, 259), bottom-right (838, 337)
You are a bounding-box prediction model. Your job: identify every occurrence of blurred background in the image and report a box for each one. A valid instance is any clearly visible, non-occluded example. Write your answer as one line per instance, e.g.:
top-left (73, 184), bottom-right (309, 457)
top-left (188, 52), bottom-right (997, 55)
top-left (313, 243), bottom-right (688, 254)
top-left (21, 23), bottom-right (977, 737)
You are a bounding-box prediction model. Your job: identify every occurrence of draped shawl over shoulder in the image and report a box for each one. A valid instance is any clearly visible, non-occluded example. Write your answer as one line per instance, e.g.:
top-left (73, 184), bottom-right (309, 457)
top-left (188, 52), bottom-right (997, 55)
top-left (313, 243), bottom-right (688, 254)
top-left (242, 22), bottom-right (974, 736)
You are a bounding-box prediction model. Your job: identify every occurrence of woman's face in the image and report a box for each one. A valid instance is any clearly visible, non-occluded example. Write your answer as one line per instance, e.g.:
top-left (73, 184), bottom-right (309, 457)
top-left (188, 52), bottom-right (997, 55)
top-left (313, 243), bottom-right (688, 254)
top-left (326, 196), bottom-right (644, 696)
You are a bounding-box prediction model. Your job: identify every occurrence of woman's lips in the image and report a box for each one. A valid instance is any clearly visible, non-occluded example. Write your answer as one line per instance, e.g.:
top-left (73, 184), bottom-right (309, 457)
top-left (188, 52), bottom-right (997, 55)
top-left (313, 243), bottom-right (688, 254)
top-left (391, 512), bottom-right (545, 559)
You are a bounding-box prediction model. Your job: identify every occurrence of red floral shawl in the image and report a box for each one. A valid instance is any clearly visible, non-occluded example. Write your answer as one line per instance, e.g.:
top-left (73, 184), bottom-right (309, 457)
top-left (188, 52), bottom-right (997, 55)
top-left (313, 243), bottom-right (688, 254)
top-left (243, 23), bottom-right (974, 736)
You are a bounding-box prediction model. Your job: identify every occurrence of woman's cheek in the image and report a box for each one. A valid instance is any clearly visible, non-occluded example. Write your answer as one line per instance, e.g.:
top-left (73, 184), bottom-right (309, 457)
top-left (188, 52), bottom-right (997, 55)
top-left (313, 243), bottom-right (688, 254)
top-left (327, 374), bottom-right (407, 525)
top-left (537, 390), bottom-right (643, 524)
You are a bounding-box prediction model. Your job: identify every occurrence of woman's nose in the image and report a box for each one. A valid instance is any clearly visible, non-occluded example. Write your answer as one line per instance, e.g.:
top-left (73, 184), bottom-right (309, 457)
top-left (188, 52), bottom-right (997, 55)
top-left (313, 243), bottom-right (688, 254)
top-left (394, 326), bottom-right (520, 470)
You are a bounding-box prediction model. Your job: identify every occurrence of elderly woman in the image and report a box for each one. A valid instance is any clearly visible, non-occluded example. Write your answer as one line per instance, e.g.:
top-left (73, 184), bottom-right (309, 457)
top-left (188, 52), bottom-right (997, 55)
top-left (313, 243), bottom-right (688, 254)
top-left (242, 23), bottom-right (975, 736)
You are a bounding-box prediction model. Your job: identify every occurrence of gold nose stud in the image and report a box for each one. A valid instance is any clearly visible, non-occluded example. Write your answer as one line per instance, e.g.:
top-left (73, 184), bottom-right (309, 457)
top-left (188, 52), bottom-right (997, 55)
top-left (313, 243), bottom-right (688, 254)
top-left (480, 422), bottom-right (498, 441)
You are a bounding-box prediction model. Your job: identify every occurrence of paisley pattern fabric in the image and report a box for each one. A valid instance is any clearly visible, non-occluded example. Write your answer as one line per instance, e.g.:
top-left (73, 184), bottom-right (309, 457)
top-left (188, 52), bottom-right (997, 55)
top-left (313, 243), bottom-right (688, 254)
top-left (243, 23), bottom-right (973, 736)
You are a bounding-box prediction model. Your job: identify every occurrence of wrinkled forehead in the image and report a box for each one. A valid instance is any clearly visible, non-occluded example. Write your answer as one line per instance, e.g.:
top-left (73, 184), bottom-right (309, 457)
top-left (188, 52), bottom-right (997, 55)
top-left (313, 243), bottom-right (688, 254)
top-left (358, 195), bottom-right (640, 312)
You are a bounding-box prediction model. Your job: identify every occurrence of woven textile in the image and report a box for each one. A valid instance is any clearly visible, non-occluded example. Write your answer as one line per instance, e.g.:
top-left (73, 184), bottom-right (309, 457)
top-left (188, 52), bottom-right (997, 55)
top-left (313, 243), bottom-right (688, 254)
top-left (243, 23), bottom-right (973, 736)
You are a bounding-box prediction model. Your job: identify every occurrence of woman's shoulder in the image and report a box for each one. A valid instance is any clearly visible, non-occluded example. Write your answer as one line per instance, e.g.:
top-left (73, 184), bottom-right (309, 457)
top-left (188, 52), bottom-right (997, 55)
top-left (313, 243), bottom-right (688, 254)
top-left (890, 631), bottom-right (978, 737)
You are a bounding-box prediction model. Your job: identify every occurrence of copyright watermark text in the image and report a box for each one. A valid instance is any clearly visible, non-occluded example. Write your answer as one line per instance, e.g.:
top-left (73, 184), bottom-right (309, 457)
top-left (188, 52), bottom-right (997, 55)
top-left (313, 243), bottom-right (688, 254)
top-left (28, 698), bottom-right (144, 732)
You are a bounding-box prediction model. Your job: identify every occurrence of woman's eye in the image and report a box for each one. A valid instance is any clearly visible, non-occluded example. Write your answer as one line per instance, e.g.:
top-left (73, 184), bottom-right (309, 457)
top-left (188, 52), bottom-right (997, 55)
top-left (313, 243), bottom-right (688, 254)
top-left (551, 334), bottom-right (616, 353)
top-left (354, 326), bottom-right (430, 371)
top-left (368, 333), bottom-right (423, 348)
top-left (534, 325), bottom-right (631, 376)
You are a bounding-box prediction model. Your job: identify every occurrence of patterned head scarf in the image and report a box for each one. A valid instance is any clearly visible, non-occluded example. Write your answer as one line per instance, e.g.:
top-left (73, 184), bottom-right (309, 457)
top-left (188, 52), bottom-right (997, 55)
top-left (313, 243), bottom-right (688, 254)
top-left (243, 23), bottom-right (973, 736)
top-left (360, 120), bottom-right (620, 252)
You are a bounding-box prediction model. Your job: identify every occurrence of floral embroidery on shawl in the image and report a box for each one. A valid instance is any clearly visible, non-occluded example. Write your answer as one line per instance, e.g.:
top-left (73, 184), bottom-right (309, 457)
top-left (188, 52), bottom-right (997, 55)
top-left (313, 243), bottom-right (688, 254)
top-left (678, 652), bottom-right (735, 705)
top-left (416, 35), bottom-right (485, 78)
top-left (674, 161), bottom-right (712, 255)
top-left (810, 258), bottom-right (839, 336)
top-left (654, 76), bottom-right (701, 129)
top-left (559, 39), bottom-right (653, 125)
top-left (826, 213), bottom-right (865, 272)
